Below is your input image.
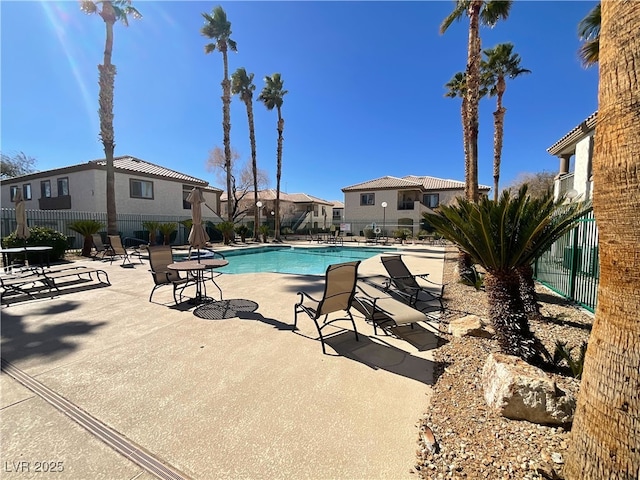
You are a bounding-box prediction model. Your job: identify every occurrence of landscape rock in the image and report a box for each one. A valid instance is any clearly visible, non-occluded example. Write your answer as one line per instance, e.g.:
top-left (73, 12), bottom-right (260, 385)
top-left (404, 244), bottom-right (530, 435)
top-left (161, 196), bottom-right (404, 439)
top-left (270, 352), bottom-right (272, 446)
top-left (448, 315), bottom-right (494, 338)
top-left (481, 353), bottom-right (576, 425)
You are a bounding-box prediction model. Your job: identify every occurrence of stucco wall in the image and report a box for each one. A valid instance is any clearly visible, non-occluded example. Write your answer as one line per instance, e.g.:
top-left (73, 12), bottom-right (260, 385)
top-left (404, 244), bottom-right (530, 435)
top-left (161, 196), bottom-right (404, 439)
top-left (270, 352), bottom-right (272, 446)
top-left (573, 135), bottom-right (594, 200)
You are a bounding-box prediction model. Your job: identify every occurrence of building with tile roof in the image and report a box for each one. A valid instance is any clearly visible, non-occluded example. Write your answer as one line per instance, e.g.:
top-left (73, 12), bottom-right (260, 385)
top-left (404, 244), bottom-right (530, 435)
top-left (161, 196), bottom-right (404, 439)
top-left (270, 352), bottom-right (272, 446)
top-left (1, 155), bottom-right (223, 235)
top-left (342, 175), bottom-right (490, 237)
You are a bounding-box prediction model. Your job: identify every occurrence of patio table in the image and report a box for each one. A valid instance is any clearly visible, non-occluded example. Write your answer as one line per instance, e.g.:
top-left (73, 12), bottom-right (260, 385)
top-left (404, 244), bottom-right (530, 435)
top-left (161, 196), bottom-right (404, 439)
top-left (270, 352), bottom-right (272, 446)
top-left (1, 246), bottom-right (53, 272)
top-left (167, 259), bottom-right (228, 305)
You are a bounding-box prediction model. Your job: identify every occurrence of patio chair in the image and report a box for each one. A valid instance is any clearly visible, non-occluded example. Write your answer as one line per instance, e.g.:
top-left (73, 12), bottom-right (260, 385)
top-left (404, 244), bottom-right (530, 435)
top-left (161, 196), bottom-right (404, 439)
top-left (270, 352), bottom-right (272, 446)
top-left (294, 260), bottom-right (361, 354)
top-left (91, 234), bottom-right (112, 261)
top-left (107, 235), bottom-right (138, 267)
top-left (148, 245), bottom-right (196, 305)
top-left (380, 255), bottom-right (445, 313)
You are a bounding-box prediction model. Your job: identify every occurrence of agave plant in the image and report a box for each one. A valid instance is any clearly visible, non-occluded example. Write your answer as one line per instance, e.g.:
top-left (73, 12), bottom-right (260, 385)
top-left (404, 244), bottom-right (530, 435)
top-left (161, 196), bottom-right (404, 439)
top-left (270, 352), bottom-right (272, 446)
top-left (68, 219), bottom-right (104, 257)
top-left (424, 185), bottom-right (590, 365)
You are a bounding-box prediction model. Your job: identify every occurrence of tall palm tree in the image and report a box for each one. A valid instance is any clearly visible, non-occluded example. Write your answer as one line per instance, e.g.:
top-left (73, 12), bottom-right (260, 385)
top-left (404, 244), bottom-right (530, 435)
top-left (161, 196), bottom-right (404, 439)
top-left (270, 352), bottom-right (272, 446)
top-left (440, 0), bottom-right (512, 202)
top-left (259, 73), bottom-right (288, 242)
top-left (564, 3), bottom-right (640, 478)
top-left (424, 186), bottom-right (590, 365)
top-left (578, 3), bottom-right (600, 68)
top-left (481, 43), bottom-right (531, 200)
top-left (80, 0), bottom-right (141, 235)
top-left (231, 67), bottom-right (259, 241)
top-left (201, 6), bottom-right (237, 222)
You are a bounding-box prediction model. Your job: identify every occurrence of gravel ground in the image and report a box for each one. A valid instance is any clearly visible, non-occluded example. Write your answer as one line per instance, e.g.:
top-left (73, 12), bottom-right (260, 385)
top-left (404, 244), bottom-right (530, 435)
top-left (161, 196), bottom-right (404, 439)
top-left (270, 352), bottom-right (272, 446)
top-left (414, 248), bottom-right (593, 480)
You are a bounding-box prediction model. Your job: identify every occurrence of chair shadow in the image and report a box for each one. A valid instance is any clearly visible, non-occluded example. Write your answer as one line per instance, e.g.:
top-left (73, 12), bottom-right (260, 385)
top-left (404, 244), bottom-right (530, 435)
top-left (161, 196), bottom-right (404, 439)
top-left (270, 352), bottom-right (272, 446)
top-left (370, 323), bottom-right (448, 352)
top-left (322, 331), bottom-right (435, 385)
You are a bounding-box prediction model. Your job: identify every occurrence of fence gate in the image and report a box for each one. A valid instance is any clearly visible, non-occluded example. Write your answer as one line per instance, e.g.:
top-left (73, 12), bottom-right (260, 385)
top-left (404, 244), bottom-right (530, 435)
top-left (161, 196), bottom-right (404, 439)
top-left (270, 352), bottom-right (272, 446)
top-left (533, 211), bottom-right (599, 313)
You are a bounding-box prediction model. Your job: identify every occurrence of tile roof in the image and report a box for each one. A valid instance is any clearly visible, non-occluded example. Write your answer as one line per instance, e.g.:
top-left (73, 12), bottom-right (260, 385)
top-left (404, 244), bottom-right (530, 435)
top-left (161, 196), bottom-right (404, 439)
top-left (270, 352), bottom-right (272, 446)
top-left (547, 111), bottom-right (598, 156)
top-left (89, 155), bottom-right (213, 186)
top-left (343, 175), bottom-right (490, 192)
top-left (220, 189), bottom-right (332, 205)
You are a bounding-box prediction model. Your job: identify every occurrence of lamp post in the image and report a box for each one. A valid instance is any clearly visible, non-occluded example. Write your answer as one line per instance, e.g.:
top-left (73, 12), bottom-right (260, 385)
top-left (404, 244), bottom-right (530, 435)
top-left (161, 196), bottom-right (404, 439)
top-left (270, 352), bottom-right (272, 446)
top-left (256, 201), bottom-right (263, 242)
top-left (381, 201), bottom-right (387, 244)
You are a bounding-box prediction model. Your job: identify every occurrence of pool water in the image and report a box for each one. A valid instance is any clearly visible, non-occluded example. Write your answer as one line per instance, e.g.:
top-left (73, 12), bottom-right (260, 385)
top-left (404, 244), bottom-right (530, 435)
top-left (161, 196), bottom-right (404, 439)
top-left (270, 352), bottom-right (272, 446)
top-left (214, 246), bottom-right (395, 275)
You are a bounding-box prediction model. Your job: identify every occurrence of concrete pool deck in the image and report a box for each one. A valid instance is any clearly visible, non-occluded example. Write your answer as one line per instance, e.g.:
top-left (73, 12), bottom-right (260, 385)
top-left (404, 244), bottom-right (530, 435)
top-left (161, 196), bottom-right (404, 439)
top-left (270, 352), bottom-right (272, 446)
top-left (1, 243), bottom-right (447, 480)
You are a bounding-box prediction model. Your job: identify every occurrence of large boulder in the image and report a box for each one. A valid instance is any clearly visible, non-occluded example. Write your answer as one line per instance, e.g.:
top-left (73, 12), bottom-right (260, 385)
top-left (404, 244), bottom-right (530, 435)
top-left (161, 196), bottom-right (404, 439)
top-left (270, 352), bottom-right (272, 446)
top-left (481, 353), bottom-right (575, 425)
top-left (448, 315), bottom-right (494, 338)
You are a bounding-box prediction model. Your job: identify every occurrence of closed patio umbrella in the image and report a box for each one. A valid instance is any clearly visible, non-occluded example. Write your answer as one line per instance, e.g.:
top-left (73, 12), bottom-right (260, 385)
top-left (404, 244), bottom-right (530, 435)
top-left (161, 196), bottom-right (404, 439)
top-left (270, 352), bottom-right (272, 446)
top-left (187, 187), bottom-right (210, 262)
top-left (14, 189), bottom-right (30, 243)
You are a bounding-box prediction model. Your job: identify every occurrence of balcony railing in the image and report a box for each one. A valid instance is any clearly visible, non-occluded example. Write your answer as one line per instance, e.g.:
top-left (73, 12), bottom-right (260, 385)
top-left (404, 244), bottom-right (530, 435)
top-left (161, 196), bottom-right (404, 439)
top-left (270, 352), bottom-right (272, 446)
top-left (397, 201), bottom-right (415, 210)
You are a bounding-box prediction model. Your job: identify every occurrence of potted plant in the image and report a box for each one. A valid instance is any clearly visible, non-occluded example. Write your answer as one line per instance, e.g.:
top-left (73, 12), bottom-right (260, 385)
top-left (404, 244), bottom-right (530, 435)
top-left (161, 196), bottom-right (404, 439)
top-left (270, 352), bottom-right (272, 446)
top-left (158, 222), bottom-right (177, 245)
top-left (142, 220), bottom-right (160, 245)
top-left (68, 220), bottom-right (104, 257)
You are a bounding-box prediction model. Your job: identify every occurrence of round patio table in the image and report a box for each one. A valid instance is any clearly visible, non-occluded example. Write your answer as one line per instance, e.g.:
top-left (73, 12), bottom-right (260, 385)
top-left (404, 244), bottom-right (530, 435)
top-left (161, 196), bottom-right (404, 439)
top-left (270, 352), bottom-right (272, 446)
top-left (167, 259), bottom-right (228, 304)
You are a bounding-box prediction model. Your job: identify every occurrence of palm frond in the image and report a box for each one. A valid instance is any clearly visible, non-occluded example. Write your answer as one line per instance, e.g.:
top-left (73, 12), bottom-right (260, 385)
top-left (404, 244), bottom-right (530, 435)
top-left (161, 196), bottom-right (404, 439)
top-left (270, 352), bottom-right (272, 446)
top-left (439, 0), bottom-right (470, 34)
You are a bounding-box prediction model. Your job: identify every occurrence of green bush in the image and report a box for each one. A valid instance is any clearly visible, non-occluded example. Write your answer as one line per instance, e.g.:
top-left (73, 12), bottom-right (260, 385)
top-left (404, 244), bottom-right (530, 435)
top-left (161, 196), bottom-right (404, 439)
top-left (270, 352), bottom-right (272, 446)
top-left (2, 226), bottom-right (68, 262)
top-left (363, 228), bottom-right (375, 239)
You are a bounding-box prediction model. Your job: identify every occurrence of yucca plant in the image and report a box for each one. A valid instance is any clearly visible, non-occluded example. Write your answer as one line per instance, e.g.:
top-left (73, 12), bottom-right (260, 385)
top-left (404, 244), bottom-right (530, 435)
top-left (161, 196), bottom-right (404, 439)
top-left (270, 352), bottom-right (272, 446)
top-left (69, 220), bottom-right (104, 257)
top-left (424, 185), bottom-right (590, 366)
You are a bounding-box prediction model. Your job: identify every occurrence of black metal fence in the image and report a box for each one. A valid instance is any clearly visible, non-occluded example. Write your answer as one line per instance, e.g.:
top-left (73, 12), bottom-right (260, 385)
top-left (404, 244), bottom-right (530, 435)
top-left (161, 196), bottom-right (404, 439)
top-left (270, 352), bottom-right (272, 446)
top-left (0, 208), bottom-right (223, 248)
top-left (533, 211), bottom-right (599, 312)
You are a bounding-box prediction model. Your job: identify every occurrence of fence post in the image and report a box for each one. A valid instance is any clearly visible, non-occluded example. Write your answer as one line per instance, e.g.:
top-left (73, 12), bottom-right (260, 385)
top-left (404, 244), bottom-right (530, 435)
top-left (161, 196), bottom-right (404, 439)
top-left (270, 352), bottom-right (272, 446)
top-left (569, 225), bottom-right (580, 299)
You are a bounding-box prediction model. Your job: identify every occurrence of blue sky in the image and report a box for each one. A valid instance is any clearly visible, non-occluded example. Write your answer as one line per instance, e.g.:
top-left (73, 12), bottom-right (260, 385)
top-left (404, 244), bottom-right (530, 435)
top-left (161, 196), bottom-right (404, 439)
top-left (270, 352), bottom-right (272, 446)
top-left (1, 1), bottom-right (599, 202)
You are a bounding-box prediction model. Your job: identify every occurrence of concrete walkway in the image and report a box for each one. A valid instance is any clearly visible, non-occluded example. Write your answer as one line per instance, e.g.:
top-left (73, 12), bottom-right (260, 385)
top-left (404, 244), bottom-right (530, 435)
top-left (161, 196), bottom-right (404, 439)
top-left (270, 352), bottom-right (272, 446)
top-left (1, 244), bottom-right (446, 480)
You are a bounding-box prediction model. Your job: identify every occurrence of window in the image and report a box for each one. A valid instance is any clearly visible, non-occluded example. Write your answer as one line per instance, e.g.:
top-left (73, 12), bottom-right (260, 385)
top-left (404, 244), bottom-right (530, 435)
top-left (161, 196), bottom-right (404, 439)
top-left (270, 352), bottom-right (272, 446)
top-left (130, 179), bottom-right (153, 199)
top-left (333, 209), bottom-right (342, 220)
top-left (10, 186), bottom-right (18, 201)
top-left (41, 180), bottom-right (51, 198)
top-left (23, 184), bottom-right (32, 200)
top-left (360, 193), bottom-right (375, 206)
top-left (57, 177), bottom-right (69, 196)
top-left (183, 185), bottom-right (192, 209)
top-left (423, 193), bottom-right (439, 208)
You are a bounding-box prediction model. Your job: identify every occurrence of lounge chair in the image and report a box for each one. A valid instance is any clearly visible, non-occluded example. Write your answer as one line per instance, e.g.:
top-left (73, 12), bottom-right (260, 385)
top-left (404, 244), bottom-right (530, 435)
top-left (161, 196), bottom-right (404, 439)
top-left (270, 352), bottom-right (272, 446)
top-left (293, 260), bottom-right (361, 354)
top-left (354, 282), bottom-right (432, 335)
top-left (107, 235), bottom-right (140, 266)
top-left (380, 255), bottom-right (445, 313)
top-left (148, 245), bottom-right (196, 305)
top-left (91, 234), bottom-right (112, 261)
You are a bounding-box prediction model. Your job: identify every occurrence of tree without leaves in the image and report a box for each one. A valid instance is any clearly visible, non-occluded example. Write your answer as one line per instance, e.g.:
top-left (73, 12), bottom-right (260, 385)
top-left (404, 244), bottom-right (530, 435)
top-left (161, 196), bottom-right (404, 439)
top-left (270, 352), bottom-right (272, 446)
top-left (80, 0), bottom-right (141, 235)
top-left (564, 3), bottom-right (640, 478)
top-left (231, 67), bottom-right (260, 241)
top-left (259, 73), bottom-right (288, 243)
top-left (481, 43), bottom-right (531, 200)
top-left (206, 146), bottom-right (268, 222)
top-left (201, 5), bottom-right (237, 222)
top-left (0, 152), bottom-right (37, 178)
top-left (505, 171), bottom-right (555, 199)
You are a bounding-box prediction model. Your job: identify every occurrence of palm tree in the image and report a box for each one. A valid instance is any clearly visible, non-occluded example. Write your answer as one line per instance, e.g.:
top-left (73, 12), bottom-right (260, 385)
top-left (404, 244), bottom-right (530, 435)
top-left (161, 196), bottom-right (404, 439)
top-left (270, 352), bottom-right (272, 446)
top-left (564, 3), bottom-right (640, 478)
top-left (444, 72), bottom-right (470, 191)
top-left (80, 0), bottom-right (141, 235)
top-left (481, 43), bottom-right (531, 200)
top-left (231, 67), bottom-right (259, 241)
top-left (259, 73), bottom-right (288, 242)
top-left (201, 6), bottom-right (237, 222)
top-left (424, 186), bottom-right (590, 365)
top-left (68, 220), bottom-right (104, 257)
top-left (578, 3), bottom-right (600, 68)
top-left (440, 0), bottom-right (512, 202)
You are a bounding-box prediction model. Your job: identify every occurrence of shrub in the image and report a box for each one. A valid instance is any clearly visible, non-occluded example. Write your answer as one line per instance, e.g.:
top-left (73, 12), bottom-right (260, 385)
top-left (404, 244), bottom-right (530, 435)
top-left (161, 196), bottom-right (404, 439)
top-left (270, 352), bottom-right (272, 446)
top-left (68, 220), bottom-right (104, 257)
top-left (235, 224), bottom-right (249, 242)
top-left (363, 228), bottom-right (375, 239)
top-left (217, 221), bottom-right (236, 245)
top-left (2, 226), bottom-right (68, 262)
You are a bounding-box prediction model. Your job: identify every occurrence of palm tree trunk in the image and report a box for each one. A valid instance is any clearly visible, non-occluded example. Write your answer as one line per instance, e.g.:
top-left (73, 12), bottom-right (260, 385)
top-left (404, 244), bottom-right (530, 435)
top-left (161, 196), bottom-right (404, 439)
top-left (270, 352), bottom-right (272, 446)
top-left (517, 263), bottom-right (540, 317)
top-left (484, 270), bottom-right (547, 366)
top-left (274, 109), bottom-right (284, 242)
top-left (246, 101), bottom-right (259, 242)
top-left (465, 0), bottom-right (482, 203)
top-left (493, 79), bottom-right (506, 201)
top-left (221, 49), bottom-right (232, 222)
top-left (99, 10), bottom-right (118, 236)
top-left (564, 3), bottom-right (640, 478)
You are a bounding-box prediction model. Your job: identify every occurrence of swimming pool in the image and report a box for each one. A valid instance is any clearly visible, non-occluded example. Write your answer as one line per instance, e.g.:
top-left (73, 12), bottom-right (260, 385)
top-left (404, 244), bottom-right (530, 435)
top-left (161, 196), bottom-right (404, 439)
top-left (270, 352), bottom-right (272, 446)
top-left (210, 246), bottom-right (395, 275)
